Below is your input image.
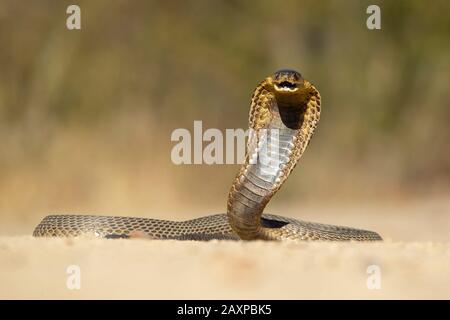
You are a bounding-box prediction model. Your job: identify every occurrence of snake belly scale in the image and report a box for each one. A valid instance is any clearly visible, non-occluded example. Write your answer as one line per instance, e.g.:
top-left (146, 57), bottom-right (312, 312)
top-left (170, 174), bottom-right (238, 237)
top-left (33, 70), bottom-right (382, 241)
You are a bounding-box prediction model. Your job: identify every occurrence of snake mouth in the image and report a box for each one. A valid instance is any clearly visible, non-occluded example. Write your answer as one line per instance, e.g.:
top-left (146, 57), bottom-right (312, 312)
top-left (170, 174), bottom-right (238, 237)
top-left (274, 81), bottom-right (299, 92)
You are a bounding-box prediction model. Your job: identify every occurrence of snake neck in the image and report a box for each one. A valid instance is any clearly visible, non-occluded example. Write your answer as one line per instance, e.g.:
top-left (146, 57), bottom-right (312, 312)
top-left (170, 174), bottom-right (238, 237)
top-left (227, 126), bottom-right (296, 240)
top-left (227, 75), bottom-right (321, 240)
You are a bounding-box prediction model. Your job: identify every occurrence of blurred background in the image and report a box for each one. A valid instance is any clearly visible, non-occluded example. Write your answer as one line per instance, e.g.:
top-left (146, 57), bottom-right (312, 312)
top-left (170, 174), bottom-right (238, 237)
top-left (0, 0), bottom-right (449, 237)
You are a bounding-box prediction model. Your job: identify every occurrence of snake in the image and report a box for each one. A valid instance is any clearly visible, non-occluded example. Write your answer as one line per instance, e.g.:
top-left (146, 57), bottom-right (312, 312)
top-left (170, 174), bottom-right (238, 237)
top-left (33, 70), bottom-right (382, 241)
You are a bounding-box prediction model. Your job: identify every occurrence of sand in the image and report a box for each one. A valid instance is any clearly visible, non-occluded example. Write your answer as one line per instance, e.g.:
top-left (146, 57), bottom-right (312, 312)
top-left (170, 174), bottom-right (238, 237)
top-left (1, 197), bottom-right (450, 299)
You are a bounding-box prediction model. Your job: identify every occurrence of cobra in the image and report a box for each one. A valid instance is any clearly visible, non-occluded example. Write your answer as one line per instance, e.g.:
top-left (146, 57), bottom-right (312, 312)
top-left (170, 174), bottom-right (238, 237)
top-left (33, 70), bottom-right (382, 241)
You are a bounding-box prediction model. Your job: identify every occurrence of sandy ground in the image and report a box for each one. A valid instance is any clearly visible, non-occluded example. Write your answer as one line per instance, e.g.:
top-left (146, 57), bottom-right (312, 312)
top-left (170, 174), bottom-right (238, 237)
top-left (1, 197), bottom-right (450, 299)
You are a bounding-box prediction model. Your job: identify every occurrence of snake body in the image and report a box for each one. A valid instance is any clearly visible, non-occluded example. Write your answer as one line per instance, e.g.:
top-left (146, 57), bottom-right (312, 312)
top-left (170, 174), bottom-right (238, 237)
top-left (33, 70), bottom-right (382, 241)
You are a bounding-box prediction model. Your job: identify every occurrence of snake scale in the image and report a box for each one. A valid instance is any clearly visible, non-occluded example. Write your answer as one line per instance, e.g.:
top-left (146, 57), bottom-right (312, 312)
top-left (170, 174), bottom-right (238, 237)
top-left (33, 70), bottom-right (382, 241)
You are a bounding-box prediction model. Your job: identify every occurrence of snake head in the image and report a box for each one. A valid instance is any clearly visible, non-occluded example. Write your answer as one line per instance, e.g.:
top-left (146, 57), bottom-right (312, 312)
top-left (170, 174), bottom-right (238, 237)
top-left (266, 69), bottom-right (304, 94)
top-left (263, 69), bottom-right (316, 110)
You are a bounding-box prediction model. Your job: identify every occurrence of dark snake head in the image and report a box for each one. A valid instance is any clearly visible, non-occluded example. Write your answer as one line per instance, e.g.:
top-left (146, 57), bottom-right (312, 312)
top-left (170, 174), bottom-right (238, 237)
top-left (266, 69), bottom-right (304, 94)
